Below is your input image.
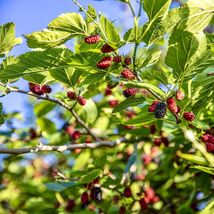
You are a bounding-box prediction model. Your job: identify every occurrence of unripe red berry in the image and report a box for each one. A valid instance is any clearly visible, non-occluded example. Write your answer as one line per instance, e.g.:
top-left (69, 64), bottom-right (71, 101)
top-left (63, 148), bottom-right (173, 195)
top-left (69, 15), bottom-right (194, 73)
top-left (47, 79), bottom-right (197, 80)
top-left (123, 88), bottom-right (137, 98)
top-left (104, 88), bottom-right (112, 96)
top-left (65, 125), bottom-right (74, 135)
top-left (41, 84), bottom-right (52, 94)
top-left (144, 187), bottom-right (155, 202)
top-left (176, 89), bottom-right (185, 101)
top-left (71, 131), bottom-right (81, 140)
top-left (148, 101), bottom-right (159, 112)
top-left (113, 56), bottom-right (122, 63)
top-left (150, 195), bottom-right (160, 203)
top-left (205, 141), bottom-right (214, 153)
top-left (67, 91), bottom-right (77, 100)
top-left (97, 56), bottom-right (112, 69)
top-left (101, 44), bottom-right (114, 53)
top-left (84, 35), bottom-right (101, 44)
top-left (124, 57), bottom-right (132, 65)
top-left (81, 191), bottom-right (89, 206)
top-left (124, 187), bottom-right (132, 198)
top-left (183, 112), bottom-right (195, 122)
top-left (125, 111), bottom-right (136, 118)
top-left (201, 134), bottom-right (214, 153)
top-left (85, 136), bottom-right (92, 144)
top-left (65, 199), bottom-right (75, 212)
top-left (139, 198), bottom-right (148, 210)
top-left (108, 100), bottom-right (118, 107)
top-left (154, 138), bottom-right (162, 146)
top-left (201, 134), bottom-right (214, 143)
top-left (121, 68), bottom-right (135, 80)
top-left (29, 82), bottom-right (44, 95)
top-left (119, 206), bottom-right (126, 214)
top-left (167, 97), bottom-right (178, 113)
top-left (77, 96), bottom-right (87, 106)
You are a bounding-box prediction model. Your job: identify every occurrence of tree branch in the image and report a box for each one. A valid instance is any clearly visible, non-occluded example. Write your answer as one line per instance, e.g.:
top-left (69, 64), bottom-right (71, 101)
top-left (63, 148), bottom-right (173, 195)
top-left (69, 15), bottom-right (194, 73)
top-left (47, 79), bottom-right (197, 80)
top-left (0, 83), bottom-right (99, 141)
top-left (0, 139), bottom-right (124, 155)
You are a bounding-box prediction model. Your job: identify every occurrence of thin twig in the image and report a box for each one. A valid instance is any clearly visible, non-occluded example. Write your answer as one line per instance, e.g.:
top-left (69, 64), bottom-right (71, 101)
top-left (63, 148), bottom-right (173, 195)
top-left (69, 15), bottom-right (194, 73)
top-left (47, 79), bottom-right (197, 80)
top-left (0, 139), bottom-right (124, 155)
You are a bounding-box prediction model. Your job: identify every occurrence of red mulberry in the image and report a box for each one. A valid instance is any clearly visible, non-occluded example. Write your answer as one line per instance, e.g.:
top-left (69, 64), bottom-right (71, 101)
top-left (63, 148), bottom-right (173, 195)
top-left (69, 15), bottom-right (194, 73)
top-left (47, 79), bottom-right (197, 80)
top-left (97, 56), bottom-right (112, 69)
top-left (84, 35), bottom-right (101, 44)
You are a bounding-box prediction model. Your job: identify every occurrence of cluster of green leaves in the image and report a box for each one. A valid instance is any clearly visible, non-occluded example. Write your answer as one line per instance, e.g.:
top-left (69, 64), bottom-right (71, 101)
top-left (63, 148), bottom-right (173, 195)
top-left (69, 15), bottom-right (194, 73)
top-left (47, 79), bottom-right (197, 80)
top-left (0, 0), bottom-right (214, 213)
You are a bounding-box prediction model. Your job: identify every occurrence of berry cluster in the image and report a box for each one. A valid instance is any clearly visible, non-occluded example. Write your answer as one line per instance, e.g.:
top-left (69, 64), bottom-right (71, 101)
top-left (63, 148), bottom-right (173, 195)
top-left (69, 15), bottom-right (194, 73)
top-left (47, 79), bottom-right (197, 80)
top-left (201, 133), bottom-right (214, 153)
top-left (67, 91), bottom-right (87, 106)
top-left (29, 82), bottom-right (52, 95)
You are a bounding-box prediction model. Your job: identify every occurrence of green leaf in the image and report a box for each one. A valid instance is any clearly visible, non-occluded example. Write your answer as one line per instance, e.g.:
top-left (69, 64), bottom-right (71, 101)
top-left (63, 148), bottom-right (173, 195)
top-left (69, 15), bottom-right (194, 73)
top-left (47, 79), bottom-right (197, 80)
top-left (80, 72), bottom-right (106, 86)
top-left (37, 118), bottom-right (57, 135)
top-left (25, 13), bottom-right (87, 49)
top-left (78, 169), bottom-right (102, 184)
top-left (23, 73), bottom-right (46, 84)
top-left (143, 0), bottom-right (172, 21)
top-left (165, 29), bottom-right (208, 81)
top-left (24, 30), bottom-right (72, 49)
top-left (124, 81), bottom-right (166, 99)
top-left (113, 97), bottom-right (144, 113)
top-left (137, 50), bottom-right (161, 69)
top-left (190, 165), bottom-right (214, 175)
top-left (99, 15), bottom-right (122, 48)
top-left (49, 67), bottom-right (74, 86)
top-left (45, 181), bottom-right (76, 192)
top-left (176, 151), bottom-right (208, 165)
top-left (34, 101), bottom-right (56, 117)
top-left (141, 69), bottom-right (168, 85)
top-left (207, 34), bottom-right (214, 46)
top-left (0, 22), bottom-right (22, 55)
top-left (94, 156), bottom-right (107, 169)
top-left (48, 12), bottom-right (87, 35)
top-left (79, 99), bottom-right (98, 124)
top-left (123, 108), bottom-right (156, 126)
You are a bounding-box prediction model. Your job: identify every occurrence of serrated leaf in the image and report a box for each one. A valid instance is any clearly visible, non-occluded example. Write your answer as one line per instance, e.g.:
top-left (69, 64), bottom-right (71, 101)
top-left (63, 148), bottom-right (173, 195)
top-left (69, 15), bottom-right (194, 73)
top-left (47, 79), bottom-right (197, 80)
top-left (143, 0), bottom-right (172, 21)
top-left (141, 70), bottom-right (168, 85)
top-left (124, 112), bottom-right (156, 126)
top-left (99, 15), bottom-right (122, 48)
top-left (165, 29), bottom-right (208, 81)
top-left (113, 97), bottom-right (144, 113)
top-left (48, 12), bottom-right (87, 35)
top-left (78, 169), bottom-right (102, 184)
top-left (190, 165), bottom-right (214, 175)
top-left (49, 67), bottom-right (74, 86)
top-left (45, 181), bottom-right (76, 192)
top-left (0, 22), bottom-right (22, 55)
top-left (80, 72), bottom-right (106, 86)
top-left (25, 13), bottom-right (87, 49)
top-left (24, 30), bottom-right (72, 49)
top-left (137, 50), bottom-right (161, 69)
